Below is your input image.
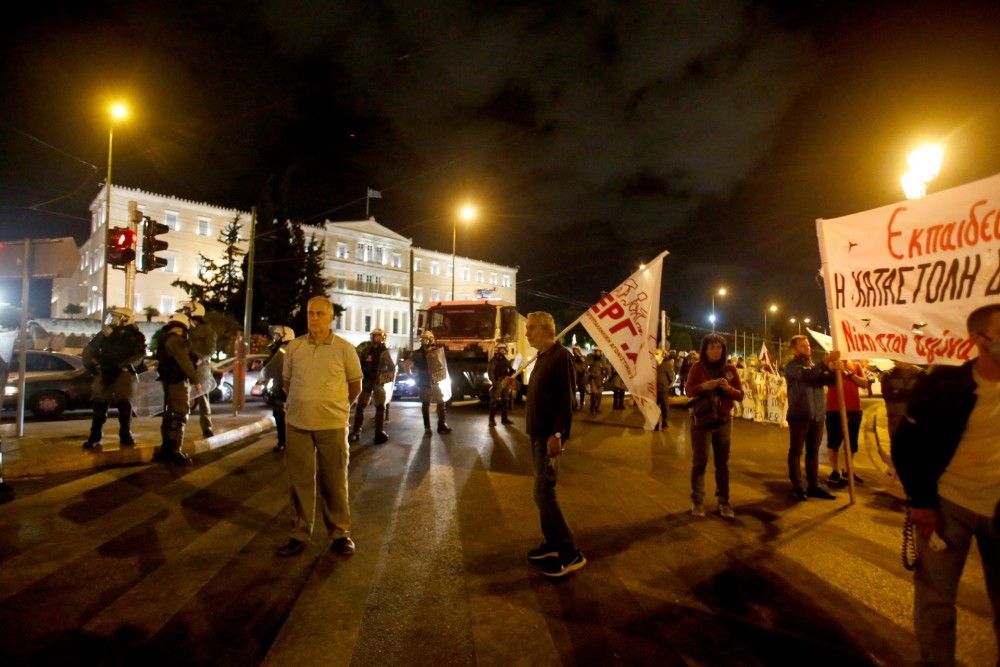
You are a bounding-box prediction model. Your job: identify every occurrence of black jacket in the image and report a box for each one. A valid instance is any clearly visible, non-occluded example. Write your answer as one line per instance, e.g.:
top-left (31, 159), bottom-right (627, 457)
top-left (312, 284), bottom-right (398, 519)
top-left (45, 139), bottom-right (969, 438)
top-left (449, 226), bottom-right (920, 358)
top-left (891, 360), bottom-right (978, 510)
top-left (525, 344), bottom-right (574, 441)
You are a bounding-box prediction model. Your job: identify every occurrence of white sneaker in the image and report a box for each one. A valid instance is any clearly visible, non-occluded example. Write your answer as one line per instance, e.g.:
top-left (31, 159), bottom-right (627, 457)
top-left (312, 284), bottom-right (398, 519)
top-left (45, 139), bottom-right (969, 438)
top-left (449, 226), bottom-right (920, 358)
top-left (718, 503), bottom-right (735, 519)
top-left (691, 502), bottom-right (706, 517)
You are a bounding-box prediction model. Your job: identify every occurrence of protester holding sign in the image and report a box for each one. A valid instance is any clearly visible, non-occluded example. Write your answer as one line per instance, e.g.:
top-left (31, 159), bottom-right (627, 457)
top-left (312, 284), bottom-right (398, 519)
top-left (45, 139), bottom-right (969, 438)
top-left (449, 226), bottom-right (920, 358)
top-left (891, 304), bottom-right (1000, 667)
top-left (685, 334), bottom-right (744, 519)
top-left (824, 360), bottom-right (869, 487)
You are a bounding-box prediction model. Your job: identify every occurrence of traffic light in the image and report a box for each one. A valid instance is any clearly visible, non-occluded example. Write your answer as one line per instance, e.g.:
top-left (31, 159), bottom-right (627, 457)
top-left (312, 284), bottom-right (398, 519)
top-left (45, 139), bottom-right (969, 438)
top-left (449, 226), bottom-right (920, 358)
top-left (106, 227), bottom-right (137, 268)
top-left (141, 216), bottom-right (169, 272)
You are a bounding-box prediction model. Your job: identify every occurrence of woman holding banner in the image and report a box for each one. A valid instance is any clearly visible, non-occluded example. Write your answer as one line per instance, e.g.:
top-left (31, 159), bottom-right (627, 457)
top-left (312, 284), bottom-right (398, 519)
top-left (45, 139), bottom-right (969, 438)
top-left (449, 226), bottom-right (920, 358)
top-left (685, 334), bottom-right (744, 519)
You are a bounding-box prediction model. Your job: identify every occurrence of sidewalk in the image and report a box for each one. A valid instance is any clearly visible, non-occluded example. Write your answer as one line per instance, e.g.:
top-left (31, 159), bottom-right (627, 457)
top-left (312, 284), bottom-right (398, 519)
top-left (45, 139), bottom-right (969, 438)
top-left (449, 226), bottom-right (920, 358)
top-left (0, 408), bottom-right (274, 478)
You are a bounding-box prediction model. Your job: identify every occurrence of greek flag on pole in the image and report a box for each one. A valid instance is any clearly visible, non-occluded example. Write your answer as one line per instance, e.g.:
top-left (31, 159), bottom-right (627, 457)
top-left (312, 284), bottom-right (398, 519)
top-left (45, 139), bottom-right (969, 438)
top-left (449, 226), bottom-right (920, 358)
top-left (580, 250), bottom-right (668, 430)
top-left (367, 188), bottom-right (382, 199)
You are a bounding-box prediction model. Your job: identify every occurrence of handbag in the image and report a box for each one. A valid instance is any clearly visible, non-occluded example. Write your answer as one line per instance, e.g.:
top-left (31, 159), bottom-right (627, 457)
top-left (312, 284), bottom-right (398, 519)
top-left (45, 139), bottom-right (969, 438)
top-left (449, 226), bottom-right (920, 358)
top-left (689, 392), bottom-right (722, 427)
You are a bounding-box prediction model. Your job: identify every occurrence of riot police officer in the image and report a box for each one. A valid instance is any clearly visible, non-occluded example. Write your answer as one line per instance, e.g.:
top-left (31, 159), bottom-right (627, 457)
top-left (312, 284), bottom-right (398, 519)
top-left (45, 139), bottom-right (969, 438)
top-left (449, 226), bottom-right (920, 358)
top-left (82, 306), bottom-right (146, 451)
top-left (264, 325), bottom-right (295, 452)
top-left (411, 330), bottom-right (451, 434)
top-left (154, 313), bottom-right (201, 465)
top-left (184, 302), bottom-right (216, 438)
top-left (350, 328), bottom-right (394, 444)
top-left (487, 344), bottom-right (515, 427)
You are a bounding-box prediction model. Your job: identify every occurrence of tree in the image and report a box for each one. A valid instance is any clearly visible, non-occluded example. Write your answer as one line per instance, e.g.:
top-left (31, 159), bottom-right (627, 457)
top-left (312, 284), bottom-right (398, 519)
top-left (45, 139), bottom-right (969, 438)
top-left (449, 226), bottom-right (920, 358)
top-left (62, 303), bottom-right (84, 318)
top-left (142, 306), bottom-right (160, 323)
top-left (289, 230), bottom-right (335, 333)
top-left (172, 215), bottom-right (246, 315)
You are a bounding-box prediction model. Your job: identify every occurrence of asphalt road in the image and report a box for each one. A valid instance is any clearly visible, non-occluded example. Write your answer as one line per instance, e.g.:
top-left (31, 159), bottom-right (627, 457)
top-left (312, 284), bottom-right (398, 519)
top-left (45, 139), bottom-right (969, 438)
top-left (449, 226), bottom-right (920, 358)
top-left (0, 400), bottom-right (995, 666)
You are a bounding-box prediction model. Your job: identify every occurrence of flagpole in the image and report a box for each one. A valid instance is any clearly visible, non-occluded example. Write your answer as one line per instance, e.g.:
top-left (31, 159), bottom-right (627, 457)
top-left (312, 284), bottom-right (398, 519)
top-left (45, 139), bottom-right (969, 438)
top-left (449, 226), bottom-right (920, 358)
top-left (365, 190), bottom-right (370, 218)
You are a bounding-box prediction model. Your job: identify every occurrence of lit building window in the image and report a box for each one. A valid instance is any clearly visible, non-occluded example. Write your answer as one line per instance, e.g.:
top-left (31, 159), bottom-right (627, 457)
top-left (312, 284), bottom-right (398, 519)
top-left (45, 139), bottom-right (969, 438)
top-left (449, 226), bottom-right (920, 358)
top-left (197, 218), bottom-right (211, 236)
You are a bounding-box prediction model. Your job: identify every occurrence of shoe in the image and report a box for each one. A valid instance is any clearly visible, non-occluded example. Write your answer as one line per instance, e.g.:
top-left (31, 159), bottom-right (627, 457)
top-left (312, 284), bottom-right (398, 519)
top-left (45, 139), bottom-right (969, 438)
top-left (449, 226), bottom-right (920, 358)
top-left (827, 470), bottom-right (844, 486)
top-left (272, 443), bottom-right (285, 452)
top-left (331, 536), bottom-right (355, 555)
top-left (82, 440), bottom-right (102, 451)
top-left (806, 485), bottom-right (836, 500)
top-left (691, 502), bottom-right (706, 517)
top-left (373, 431), bottom-right (389, 445)
top-left (527, 543), bottom-right (559, 561)
top-left (718, 503), bottom-right (735, 519)
top-left (162, 451), bottom-right (193, 466)
top-left (437, 423), bottom-right (452, 434)
top-left (348, 431), bottom-right (359, 443)
top-left (501, 418), bottom-right (514, 425)
top-left (277, 538), bottom-right (307, 557)
top-left (843, 470), bottom-right (864, 485)
top-left (488, 420), bottom-right (497, 427)
top-left (424, 427), bottom-right (433, 434)
top-left (541, 551), bottom-right (587, 578)
top-left (791, 488), bottom-right (808, 501)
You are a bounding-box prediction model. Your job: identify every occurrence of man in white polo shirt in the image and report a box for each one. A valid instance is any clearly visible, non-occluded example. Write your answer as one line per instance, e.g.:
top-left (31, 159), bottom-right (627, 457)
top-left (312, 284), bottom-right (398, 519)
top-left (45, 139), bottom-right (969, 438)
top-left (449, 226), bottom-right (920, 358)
top-left (277, 295), bottom-right (362, 557)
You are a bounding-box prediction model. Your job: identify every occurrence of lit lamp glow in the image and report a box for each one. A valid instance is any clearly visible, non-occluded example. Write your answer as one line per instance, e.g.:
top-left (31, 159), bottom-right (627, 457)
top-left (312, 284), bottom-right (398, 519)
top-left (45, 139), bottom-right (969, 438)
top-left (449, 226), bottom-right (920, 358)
top-left (901, 143), bottom-right (944, 200)
top-left (452, 202), bottom-right (478, 299)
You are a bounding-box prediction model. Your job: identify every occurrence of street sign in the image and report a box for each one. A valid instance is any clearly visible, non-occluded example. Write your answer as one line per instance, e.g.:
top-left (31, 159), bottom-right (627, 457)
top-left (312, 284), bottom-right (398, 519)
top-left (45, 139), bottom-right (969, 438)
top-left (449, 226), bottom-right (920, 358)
top-left (0, 238), bottom-right (80, 278)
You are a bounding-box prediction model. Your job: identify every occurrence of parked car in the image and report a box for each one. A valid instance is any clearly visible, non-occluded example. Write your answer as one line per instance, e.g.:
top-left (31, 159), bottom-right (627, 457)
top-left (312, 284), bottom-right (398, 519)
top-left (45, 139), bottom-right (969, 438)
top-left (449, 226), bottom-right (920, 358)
top-left (4, 367), bottom-right (95, 418)
top-left (2, 351), bottom-right (84, 384)
top-left (391, 365), bottom-right (419, 400)
top-left (210, 354), bottom-right (269, 403)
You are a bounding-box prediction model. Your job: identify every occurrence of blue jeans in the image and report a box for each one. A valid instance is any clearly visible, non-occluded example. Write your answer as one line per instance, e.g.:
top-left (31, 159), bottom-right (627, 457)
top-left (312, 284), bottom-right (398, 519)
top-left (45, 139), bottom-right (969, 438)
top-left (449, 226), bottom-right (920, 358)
top-left (690, 420), bottom-right (732, 505)
top-left (531, 436), bottom-right (576, 558)
top-left (787, 417), bottom-right (823, 491)
top-left (914, 498), bottom-right (1000, 666)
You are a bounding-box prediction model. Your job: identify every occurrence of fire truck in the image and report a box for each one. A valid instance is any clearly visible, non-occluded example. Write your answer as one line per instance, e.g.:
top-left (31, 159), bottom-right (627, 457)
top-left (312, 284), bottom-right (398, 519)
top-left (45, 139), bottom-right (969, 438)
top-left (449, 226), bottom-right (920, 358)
top-left (422, 299), bottom-right (530, 401)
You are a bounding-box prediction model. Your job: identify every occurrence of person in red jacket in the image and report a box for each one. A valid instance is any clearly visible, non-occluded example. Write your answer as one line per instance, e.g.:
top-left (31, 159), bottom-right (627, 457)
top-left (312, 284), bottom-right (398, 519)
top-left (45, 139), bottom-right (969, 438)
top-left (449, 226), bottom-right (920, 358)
top-left (824, 359), bottom-right (869, 486)
top-left (685, 334), bottom-right (744, 519)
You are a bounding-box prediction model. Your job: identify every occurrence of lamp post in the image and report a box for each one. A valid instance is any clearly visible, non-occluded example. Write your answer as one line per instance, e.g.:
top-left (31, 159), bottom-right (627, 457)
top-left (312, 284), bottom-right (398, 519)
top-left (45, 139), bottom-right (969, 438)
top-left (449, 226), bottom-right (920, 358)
top-left (789, 317), bottom-right (811, 335)
top-left (101, 102), bottom-right (128, 316)
top-left (764, 303), bottom-right (777, 341)
top-left (710, 287), bottom-right (727, 332)
top-left (453, 203), bottom-right (477, 299)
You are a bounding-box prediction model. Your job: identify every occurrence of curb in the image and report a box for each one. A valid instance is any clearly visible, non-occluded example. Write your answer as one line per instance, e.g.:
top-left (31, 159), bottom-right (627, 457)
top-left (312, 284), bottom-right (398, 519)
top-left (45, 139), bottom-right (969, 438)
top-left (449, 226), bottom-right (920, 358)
top-left (1, 417), bottom-right (275, 479)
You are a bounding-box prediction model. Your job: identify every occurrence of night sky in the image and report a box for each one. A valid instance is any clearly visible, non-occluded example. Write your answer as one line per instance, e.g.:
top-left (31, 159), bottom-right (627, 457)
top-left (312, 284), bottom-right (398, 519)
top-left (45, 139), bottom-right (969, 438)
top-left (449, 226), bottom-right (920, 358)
top-left (2, 0), bottom-right (1000, 331)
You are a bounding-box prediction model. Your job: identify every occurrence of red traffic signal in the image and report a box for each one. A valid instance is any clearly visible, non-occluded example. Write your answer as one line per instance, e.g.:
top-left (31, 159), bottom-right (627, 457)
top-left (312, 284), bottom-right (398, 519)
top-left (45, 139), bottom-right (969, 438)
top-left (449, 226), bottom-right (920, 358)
top-left (106, 227), bottom-right (137, 267)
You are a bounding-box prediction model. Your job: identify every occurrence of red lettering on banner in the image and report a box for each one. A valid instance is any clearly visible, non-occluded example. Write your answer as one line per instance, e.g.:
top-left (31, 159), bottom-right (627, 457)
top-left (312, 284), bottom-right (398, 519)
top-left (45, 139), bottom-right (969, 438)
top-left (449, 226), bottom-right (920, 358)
top-left (887, 206), bottom-right (906, 260)
top-left (889, 199), bottom-right (1000, 260)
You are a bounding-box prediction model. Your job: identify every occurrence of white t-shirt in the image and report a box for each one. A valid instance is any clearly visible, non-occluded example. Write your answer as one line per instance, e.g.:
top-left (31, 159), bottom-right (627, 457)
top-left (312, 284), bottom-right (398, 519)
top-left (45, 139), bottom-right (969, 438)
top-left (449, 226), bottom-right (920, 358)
top-left (938, 368), bottom-right (1000, 517)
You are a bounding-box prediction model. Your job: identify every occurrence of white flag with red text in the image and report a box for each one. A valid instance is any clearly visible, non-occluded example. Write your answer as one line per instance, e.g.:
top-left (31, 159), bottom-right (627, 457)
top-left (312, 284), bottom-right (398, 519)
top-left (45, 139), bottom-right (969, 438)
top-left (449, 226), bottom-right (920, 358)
top-left (580, 250), bottom-right (668, 430)
top-left (759, 342), bottom-right (774, 372)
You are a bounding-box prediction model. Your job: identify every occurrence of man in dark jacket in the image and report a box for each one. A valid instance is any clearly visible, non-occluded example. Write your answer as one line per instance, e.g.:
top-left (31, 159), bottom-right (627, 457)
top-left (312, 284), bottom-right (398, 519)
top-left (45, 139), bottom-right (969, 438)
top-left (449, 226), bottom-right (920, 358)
top-left (524, 311), bottom-right (585, 578)
top-left (154, 313), bottom-right (201, 465)
top-left (81, 307), bottom-right (146, 451)
top-left (783, 334), bottom-right (840, 501)
top-left (892, 304), bottom-right (1000, 667)
top-left (185, 302), bottom-right (216, 438)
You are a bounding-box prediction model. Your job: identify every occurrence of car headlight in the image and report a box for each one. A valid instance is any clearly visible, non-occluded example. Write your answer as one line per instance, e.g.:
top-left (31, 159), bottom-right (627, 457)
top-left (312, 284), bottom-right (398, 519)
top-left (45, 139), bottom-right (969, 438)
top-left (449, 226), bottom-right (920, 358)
top-left (402, 378), bottom-right (415, 387)
top-left (4, 385), bottom-right (17, 397)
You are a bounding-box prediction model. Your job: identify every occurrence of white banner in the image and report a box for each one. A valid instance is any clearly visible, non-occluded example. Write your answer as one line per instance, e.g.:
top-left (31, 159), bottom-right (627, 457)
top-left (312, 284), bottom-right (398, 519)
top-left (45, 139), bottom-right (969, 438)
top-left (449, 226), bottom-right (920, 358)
top-left (817, 173), bottom-right (1000, 365)
top-left (580, 250), bottom-right (668, 430)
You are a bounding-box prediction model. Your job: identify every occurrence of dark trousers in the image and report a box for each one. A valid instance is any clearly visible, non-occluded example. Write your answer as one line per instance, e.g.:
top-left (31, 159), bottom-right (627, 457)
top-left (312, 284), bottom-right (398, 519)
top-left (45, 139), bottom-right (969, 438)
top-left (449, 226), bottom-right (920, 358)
top-left (87, 399), bottom-right (133, 444)
top-left (531, 436), bottom-right (576, 558)
top-left (787, 417), bottom-right (823, 491)
top-left (825, 409), bottom-right (862, 454)
top-left (690, 421), bottom-right (732, 504)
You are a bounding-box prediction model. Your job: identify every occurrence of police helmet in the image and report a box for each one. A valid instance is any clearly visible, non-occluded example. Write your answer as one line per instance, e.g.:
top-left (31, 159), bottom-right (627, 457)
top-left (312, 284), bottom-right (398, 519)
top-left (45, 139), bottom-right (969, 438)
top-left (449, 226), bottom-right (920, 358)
top-left (167, 312), bottom-right (192, 331)
top-left (420, 330), bottom-right (435, 344)
top-left (370, 327), bottom-right (386, 342)
top-left (271, 325), bottom-right (295, 343)
top-left (105, 306), bottom-right (135, 327)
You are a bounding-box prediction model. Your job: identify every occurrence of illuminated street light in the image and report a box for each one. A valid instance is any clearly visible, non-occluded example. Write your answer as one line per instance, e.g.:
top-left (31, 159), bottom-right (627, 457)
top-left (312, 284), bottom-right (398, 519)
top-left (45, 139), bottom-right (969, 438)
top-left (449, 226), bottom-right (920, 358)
top-left (764, 303), bottom-right (778, 340)
top-left (453, 202), bottom-right (478, 299)
top-left (101, 100), bottom-right (129, 315)
top-left (789, 316), bottom-right (811, 334)
top-left (900, 143), bottom-right (944, 200)
top-left (710, 287), bottom-right (727, 332)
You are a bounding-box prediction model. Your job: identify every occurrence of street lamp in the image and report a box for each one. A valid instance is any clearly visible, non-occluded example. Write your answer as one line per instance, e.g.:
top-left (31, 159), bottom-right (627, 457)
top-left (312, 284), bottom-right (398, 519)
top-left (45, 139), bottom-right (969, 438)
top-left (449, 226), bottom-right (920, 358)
top-left (900, 143), bottom-right (944, 200)
top-left (101, 101), bottom-right (128, 316)
top-left (710, 287), bottom-right (727, 332)
top-left (453, 203), bottom-right (477, 299)
top-left (764, 303), bottom-right (778, 341)
top-left (789, 317), bottom-right (811, 334)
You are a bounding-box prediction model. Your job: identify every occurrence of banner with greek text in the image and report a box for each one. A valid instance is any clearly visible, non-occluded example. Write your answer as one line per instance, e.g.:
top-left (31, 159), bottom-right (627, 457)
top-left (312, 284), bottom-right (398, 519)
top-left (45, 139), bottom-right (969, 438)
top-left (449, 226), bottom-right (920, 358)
top-left (817, 173), bottom-right (1000, 365)
top-left (580, 250), bottom-right (668, 430)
